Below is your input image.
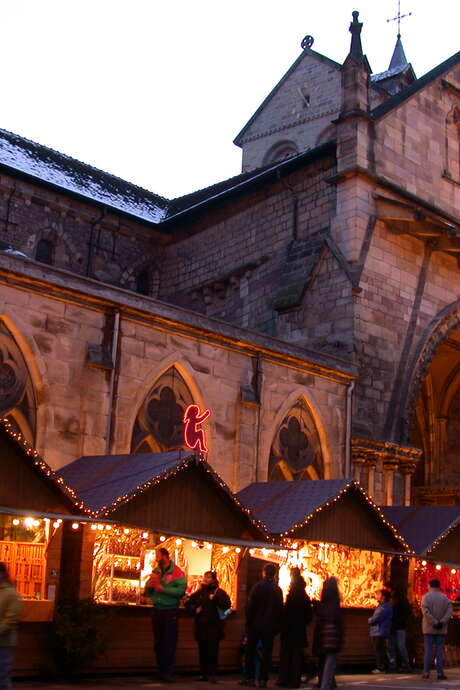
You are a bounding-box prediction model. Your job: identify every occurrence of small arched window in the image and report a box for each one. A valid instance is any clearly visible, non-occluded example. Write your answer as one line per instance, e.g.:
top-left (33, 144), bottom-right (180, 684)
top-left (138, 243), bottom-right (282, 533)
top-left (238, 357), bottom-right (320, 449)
top-left (35, 239), bottom-right (53, 265)
top-left (263, 140), bottom-right (299, 166)
top-left (136, 268), bottom-right (150, 296)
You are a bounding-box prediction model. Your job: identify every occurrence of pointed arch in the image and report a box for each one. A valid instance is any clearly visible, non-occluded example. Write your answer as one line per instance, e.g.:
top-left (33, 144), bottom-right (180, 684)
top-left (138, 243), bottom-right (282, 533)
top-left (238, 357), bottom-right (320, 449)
top-left (261, 390), bottom-right (331, 482)
top-left (0, 315), bottom-right (41, 445)
top-left (130, 356), bottom-right (208, 454)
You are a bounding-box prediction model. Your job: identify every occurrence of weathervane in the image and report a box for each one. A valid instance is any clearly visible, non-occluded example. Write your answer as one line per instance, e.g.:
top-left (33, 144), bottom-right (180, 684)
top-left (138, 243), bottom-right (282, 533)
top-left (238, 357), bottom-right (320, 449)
top-left (387, 1), bottom-right (412, 37)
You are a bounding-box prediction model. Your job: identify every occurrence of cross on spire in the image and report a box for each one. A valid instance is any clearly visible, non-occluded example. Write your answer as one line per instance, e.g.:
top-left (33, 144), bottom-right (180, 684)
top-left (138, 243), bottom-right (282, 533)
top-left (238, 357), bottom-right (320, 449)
top-left (387, 0), bottom-right (412, 37)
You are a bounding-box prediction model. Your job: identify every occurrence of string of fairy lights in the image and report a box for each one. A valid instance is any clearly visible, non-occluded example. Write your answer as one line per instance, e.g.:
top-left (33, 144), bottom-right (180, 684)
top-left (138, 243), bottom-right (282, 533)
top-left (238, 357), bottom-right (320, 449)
top-left (0, 417), bottom-right (268, 540)
top-left (3, 415), bottom-right (459, 582)
top-left (278, 480), bottom-right (412, 553)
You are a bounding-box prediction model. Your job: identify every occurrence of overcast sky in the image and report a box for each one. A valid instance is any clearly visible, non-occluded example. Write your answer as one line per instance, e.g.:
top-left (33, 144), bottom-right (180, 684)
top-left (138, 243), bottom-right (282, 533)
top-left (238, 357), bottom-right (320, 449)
top-left (1, 1), bottom-right (458, 199)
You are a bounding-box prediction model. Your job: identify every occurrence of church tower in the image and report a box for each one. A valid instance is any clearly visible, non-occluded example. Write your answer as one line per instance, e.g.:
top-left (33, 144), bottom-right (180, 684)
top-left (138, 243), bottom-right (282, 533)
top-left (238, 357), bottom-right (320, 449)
top-left (234, 11), bottom-right (415, 173)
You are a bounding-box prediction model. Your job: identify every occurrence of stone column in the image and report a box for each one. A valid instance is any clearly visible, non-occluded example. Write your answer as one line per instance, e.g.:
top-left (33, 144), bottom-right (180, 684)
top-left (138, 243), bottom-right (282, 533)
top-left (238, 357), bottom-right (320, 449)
top-left (383, 455), bottom-right (398, 506)
top-left (400, 461), bottom-right (417, 506)
top-left (352, 453), bottom-right (367, 485)
top-left (365, 454), bottom-right (377, 499)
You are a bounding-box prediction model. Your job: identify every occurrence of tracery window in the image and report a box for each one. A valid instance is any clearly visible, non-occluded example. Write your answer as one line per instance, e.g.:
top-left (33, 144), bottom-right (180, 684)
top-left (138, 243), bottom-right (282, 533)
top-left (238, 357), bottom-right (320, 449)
top-left (0, 321), bottom-right (36, 443)
top-left (268, 399), bottom-right (323, 481)
top-left (131, 367), bottom-right (193, 453)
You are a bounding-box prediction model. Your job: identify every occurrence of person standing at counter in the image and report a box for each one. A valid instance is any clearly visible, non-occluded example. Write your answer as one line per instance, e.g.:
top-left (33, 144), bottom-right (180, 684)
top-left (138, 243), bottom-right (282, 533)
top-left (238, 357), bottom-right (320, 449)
top-left (144, 548), bottom-right (186, 683)
top-left (186, 570), bottom-right (231, 682)
top-left (241, 563), bottom-right (283, 688)
top-left (278, 567), bottom-right (313, 689)
top-left (313, 577), bottom-right (344, 690)
top-left (421, 578), bottom-right (452, 681)
top-left (368, 589), bottom-right (393, 673)
top-left (0, 562), bottom-right (21, 690)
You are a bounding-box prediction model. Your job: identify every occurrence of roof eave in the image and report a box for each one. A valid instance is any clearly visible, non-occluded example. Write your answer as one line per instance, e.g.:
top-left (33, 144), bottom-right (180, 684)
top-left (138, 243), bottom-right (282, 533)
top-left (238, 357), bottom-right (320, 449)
top-left (163, 142), bottom-right (337, 226)
top-left (0, 161), bottom-right (171, 235)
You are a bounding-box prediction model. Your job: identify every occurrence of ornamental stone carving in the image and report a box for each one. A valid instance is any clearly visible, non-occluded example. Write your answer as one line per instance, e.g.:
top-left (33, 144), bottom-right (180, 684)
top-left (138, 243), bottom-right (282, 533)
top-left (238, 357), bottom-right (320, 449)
top-left (131, 366), bottom-right (193, 453)
top-left (268, 399), bottom-right (323, 481)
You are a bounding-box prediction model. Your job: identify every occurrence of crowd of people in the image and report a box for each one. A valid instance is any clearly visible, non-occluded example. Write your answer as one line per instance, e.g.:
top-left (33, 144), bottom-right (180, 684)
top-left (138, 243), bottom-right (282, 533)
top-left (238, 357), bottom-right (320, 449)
top-left (0, 550), bottom-right (455, 689)
top-left (144, 549), bottom-right (455, 688)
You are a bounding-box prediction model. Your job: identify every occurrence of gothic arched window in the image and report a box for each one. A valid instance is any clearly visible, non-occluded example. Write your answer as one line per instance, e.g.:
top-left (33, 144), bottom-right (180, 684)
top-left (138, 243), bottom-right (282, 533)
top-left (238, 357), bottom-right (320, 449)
top-left (268, 399), bottom-right (323, 481)
top-left (0, 320), bottom-right (36, 443)
top-left (131, 366), bottom-right (194, 453)
top-left (35, 238), bottom-right (53, 265)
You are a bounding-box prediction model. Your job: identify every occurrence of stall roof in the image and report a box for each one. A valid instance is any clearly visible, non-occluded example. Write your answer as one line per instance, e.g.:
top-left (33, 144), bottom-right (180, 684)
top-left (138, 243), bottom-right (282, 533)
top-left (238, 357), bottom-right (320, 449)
top-left (0, 418), bottom-right (83, 516)
top-left (238, 479), bottom-right (408, 553)
top-left (57, 450), bottom-right (269, 543)
top-left (381, 506), bottom-right (460, 562)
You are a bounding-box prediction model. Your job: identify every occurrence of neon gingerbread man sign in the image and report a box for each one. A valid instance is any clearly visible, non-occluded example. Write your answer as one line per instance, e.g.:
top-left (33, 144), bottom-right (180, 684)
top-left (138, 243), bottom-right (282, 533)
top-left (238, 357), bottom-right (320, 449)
top-left (183, 404), bottom-right (211, 453)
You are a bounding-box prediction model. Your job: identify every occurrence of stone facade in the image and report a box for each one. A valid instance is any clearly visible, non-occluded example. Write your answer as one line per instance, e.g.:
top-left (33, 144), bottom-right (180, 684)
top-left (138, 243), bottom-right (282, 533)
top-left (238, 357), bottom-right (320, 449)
top-left (0, 253), bottom-right (351, 491)
top-left (0, 13), bottom-right (459, 507)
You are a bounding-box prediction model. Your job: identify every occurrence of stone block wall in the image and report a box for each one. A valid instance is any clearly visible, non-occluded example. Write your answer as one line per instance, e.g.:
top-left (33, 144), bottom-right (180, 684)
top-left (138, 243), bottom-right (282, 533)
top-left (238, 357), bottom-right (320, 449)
top-left (373, 63), bottom-right (460, 221)
top-left (0, 173), bottom-right (165, 291)
top-left (238, 51), bottom-right (341, 171)
top-left (160, 156), bottom-right (337, 337)
top-left (0, 255), bottom-right (349, 489)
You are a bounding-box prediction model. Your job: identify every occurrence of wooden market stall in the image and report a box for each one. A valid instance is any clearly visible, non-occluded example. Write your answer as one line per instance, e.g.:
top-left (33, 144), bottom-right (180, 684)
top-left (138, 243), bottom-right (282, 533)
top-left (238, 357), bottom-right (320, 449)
top-left (0, 418), bottom-right (84, 675)
top-left (57, 449), bottom-right (270, 672)
top-left (238, 478), bottom-right (409, 665)
top-left (382, 506), bottom-right (460, 665)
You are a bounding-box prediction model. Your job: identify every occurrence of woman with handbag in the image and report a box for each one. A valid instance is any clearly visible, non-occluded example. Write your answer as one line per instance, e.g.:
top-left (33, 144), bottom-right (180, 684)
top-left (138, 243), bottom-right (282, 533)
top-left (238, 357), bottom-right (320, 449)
top-left (312, 577), bottom-right (344, 690)
top-left (186, 571), bottom-right (231, 682)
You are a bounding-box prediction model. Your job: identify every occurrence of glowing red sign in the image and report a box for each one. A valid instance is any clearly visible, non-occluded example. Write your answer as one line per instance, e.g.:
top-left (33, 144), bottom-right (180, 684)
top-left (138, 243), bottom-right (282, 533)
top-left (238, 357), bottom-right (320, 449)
top-left (183, 404), bottom-right (211, 453)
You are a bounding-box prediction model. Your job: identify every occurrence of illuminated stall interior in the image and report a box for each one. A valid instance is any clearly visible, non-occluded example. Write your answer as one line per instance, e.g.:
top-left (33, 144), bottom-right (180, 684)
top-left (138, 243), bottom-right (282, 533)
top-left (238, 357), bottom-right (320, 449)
top-left (382, 505), bottom-right (460, 605)
top-left (58, 449), bottom-right (270, 609)
top-left (0, 418), bottom-right (82, 608)
top-left (238, 479), bottom-right (409, 608)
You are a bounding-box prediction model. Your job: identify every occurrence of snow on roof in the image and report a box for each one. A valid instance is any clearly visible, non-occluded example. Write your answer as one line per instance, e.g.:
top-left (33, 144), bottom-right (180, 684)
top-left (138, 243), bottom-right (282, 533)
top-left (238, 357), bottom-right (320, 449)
top-left (0, 128), bottom-right (169, 224)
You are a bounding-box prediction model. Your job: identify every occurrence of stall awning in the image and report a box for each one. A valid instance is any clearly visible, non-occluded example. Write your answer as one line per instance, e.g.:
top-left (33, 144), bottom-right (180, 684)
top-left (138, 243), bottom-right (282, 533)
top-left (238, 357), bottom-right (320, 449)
top-left (238, 479), bottom-right (408, 553)
top-left (57, 450), bottom-right (269, 544)
top-left (381, 506), bottom-right (460, 565)
top-left (0, 419), bottom-right (83, 516)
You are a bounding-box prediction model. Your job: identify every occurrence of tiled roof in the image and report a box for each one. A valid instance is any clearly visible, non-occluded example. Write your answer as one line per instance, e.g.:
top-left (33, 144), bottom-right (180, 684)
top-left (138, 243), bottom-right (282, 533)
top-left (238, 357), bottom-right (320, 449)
top-left (57, 449), bottom-right (196, 513)
top-left (0, 128), bottom-right (169, 224)
top-left (237, 478), bottom-right (355, 534)
top-left (165, 143), bottom-right (336, 223)
top-left (381, 506), bottom-right (460, 555)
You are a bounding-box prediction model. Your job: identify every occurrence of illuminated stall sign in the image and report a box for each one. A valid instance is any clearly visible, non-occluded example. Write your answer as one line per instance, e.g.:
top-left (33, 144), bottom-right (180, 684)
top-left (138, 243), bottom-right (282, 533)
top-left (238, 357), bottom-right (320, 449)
top-left (183, 404), bottom-right (211, 452)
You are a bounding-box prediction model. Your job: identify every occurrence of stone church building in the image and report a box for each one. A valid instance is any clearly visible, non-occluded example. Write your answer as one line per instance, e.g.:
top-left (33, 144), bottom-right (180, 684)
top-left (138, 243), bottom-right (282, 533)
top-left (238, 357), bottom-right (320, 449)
top-left (0, 12), bottom-right (459, 509)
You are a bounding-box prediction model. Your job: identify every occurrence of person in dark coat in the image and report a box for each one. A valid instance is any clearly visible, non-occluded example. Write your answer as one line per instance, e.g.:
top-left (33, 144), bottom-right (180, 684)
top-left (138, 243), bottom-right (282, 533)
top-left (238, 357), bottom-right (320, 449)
top-left (312, 577), bottom-right (344, 690)
top-left (388, 588), bottom-right (412, 672)
top-left (278, 567), bottom-right (313, 689)
top-left (241, 563), bottom-right (283, 688)
top-left (186, 570), bottom-right (231, 682)
top-left (368, 589), bottom-right (393, 673)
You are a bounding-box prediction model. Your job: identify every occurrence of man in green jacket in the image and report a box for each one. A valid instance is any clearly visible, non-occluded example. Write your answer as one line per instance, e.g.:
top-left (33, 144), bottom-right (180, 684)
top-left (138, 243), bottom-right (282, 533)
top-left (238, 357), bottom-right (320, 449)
top-left (0, 562), bottom-right (21, 690)
top-left (144, 548), bottom-right (186, 682)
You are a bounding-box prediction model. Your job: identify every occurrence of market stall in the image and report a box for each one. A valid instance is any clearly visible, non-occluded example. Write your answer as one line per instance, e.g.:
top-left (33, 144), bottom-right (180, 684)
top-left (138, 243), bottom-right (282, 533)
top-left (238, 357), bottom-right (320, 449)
top-left (238, 478), bottom-right (409, 665)
top-left (57, 449), bottom-right (271, 672)
top-left (0, 417), bottom-right (84, 675)
top-left (382, 506), bottom-right (460, 665)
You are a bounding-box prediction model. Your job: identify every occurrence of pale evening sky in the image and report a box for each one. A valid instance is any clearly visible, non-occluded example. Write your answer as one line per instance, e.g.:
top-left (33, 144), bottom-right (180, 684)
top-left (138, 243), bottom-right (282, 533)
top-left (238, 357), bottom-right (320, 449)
top-left (0, 0), bottom-right (458, 200)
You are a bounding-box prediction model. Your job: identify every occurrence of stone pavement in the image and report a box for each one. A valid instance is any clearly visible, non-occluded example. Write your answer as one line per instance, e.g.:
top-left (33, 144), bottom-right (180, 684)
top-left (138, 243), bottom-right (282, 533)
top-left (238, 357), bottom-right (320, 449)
top-left (11, 668), bottom-right (460, 690)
